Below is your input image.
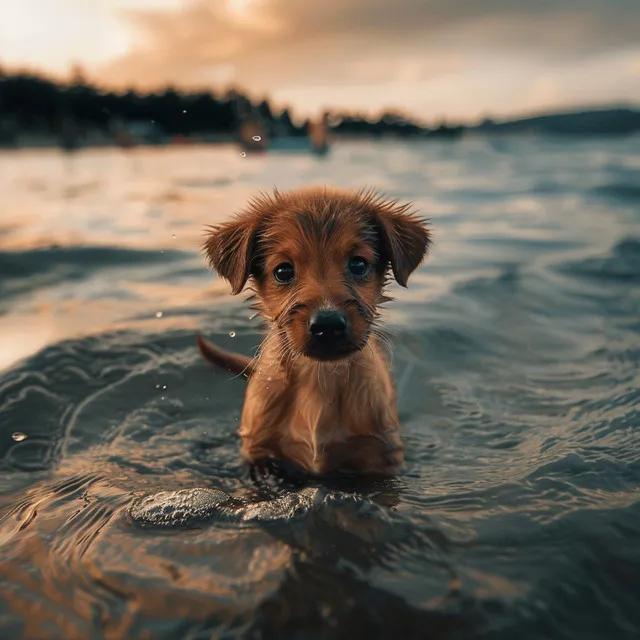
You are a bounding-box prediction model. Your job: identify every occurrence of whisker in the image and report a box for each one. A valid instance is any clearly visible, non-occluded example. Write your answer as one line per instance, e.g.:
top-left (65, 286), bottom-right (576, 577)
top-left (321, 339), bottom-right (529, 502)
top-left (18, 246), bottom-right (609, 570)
top-left (228, 343), bottom-right (262, 381)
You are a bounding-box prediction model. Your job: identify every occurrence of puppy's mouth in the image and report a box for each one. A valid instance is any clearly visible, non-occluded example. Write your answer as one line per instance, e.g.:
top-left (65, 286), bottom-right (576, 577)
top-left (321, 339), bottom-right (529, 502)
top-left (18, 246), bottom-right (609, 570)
top-left (302, 339), bottom-right (364, 362)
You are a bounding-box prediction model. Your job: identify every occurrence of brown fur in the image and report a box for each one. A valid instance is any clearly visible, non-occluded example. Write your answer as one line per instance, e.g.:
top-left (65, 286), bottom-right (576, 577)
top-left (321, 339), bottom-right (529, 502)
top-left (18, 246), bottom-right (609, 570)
top-left (198, 186), bottom-right (431, 477)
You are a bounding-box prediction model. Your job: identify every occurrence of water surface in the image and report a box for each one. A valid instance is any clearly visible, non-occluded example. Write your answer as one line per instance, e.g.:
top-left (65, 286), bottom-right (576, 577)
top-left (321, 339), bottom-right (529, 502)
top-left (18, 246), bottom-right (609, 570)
top-left (1, 137), bottom-right (639, 638)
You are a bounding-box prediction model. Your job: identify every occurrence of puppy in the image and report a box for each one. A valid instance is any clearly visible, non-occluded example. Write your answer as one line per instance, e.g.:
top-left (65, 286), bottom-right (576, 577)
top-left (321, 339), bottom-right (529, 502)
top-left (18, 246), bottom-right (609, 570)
top-left (197, 187), bottom-right (431, 477)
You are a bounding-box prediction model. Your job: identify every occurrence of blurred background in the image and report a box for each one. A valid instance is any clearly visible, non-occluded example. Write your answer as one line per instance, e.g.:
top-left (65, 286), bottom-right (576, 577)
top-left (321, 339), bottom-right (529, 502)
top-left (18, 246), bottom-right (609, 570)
top-left (0, 2), bottom-right (639, 639)
top-left (2, 0), bottom-right (640, 150)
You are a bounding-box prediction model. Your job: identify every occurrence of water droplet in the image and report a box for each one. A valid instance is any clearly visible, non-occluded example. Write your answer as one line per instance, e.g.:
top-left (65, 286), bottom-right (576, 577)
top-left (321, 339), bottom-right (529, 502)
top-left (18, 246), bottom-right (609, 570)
top-left (240, 152), bottom-right (246, 158)
top-left (162, 385), bottom-right (167, 390)
top-left (171, 233), bottom-right (176, 238)
top-left (155, 311), bottom-right (163, 318)
top-left (12, 432), bottom-right (27, 442)
top-left (182, 110), bottom-right (187, 114)
top-left (229, 331), bottom-right (236, 338)
top-left (161, 396), bottom-right (165, 400)
top-left (155, 384), bottom-right (161, 389)
top-left (252, 135), bottom-right (261, 142)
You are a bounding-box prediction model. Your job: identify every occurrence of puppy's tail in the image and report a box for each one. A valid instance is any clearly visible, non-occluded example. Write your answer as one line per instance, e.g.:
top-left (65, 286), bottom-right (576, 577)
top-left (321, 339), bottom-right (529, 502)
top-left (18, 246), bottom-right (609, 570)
top-left (196, 335), bottom-right (254, 379)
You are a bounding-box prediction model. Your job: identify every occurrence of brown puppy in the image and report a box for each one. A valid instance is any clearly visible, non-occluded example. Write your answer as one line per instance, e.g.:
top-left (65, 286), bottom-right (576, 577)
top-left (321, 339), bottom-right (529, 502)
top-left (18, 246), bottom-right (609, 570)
top-left (197, 186), bottom-right (431, 477)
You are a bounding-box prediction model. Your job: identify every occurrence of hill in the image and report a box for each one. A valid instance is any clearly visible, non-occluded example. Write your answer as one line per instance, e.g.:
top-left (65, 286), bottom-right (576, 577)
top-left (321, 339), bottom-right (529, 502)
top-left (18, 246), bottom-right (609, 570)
top-left (474, 108), bottom-right (640, 136)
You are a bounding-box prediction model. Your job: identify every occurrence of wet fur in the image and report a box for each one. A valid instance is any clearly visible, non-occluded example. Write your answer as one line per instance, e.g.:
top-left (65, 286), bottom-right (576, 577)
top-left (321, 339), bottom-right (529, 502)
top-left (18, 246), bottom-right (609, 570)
top-left (198, 186), bottom-right (431, 477)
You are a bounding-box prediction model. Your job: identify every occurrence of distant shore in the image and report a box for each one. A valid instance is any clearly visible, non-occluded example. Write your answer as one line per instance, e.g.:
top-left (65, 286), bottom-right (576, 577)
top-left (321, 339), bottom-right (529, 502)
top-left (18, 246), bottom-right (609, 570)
top-left (1, 69), bottom-right (639, 152)
top-left (0, 131), bottom-right (237, 151)
top-left (3, 113), bottom-right (639, 154)
top-left (3, 107), bottom-right (639, 154)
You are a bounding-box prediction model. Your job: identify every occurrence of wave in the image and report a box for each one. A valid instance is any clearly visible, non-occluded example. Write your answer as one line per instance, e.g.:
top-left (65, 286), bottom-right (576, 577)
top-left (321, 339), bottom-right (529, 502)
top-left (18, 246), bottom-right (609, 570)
top-left (0, 245), bottom-right (193, 300)
top-left (0, 245), bottom-right (189, 278)
top-left (556, 237), bottom-right (640, 283)
top-left (590, 182), bottom-right (640, 202)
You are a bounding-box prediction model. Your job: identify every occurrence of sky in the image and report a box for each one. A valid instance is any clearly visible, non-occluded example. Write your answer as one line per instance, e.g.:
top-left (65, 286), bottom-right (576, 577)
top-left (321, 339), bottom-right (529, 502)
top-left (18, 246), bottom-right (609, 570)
top-left (1, 0), bottom-right (639, 123)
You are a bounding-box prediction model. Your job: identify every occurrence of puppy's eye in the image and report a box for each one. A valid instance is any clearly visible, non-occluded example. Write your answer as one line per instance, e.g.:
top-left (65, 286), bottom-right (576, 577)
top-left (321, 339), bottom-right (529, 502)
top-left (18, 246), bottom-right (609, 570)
top-left (273, 262), bottom-right (295, 283)
top-left (348, 256), bottom-right (370, 277)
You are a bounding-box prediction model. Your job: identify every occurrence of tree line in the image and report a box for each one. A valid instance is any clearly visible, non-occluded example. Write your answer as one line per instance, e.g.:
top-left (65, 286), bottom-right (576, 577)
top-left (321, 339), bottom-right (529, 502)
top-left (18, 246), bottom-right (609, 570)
top-left (0, 67), bottom-right (464, 145)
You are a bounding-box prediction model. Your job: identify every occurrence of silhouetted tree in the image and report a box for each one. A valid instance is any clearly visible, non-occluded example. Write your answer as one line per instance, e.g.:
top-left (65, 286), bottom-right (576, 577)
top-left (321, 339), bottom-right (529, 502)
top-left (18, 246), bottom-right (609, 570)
top-left (0, 68), bottom-right (452, 144)
top-left (0, 71), bottom-right (272, 139)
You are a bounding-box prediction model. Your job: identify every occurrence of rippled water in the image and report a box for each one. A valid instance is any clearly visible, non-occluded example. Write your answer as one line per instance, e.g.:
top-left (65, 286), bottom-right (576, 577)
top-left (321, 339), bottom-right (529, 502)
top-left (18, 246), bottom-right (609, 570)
top-left (1, 137), bottom-right (639, 639)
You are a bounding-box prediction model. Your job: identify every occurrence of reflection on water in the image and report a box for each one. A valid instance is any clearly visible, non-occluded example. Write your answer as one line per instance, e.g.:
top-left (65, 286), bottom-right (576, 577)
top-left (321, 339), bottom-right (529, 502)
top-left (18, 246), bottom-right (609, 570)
top-left (0, 138), bottom-right (639, 638)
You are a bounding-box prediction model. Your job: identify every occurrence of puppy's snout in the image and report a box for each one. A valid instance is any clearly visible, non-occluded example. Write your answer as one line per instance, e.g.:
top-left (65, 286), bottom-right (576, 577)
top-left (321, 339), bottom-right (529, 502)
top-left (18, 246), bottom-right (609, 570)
top-left (308, 310), bottom-right (348, 340)
top-left (303, 307), bottom-right (359, 360)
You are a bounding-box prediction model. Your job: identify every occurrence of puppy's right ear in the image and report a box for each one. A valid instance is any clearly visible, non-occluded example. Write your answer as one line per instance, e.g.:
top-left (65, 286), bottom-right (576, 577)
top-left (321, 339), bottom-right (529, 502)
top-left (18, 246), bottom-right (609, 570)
top-left (203, 213), bottom-right (261, 295)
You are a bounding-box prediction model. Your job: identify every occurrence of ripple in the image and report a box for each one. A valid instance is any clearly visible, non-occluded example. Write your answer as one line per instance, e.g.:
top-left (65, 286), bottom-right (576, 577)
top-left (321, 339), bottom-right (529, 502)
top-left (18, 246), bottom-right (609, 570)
top-left (590, 182), bottom-right (640, 202)
top-left (556, 237), bottom-right (640, 283)
top-left (0, 245), bottom-right (192, 305)
top-left (1, 139), bottom-right (640, 637)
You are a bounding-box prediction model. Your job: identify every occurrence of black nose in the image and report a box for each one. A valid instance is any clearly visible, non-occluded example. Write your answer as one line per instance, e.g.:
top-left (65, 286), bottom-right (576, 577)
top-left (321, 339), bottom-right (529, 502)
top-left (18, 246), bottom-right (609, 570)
top-left (308, 310), bottom-right (348, 339)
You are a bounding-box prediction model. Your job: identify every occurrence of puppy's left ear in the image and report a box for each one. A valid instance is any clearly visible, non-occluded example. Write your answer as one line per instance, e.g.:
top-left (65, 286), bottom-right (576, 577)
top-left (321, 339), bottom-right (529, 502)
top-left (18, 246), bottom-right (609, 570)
top-left (369, 198), bottom-right (432, 287)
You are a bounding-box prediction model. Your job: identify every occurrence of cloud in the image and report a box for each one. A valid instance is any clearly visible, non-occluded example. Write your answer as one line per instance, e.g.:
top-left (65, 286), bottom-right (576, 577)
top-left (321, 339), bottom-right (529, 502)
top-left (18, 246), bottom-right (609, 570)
top-left (262, 0), bottom-right (640, 54)
top-left (95, 0), bottom-right (640, 118)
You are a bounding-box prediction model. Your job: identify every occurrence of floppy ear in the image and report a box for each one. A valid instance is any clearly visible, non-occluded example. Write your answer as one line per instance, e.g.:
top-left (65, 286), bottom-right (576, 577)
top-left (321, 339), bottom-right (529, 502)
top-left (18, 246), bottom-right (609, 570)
top-left (203, 212), bottom-right (262, 295)
top-left (368, 197), bottom-right (432, 287)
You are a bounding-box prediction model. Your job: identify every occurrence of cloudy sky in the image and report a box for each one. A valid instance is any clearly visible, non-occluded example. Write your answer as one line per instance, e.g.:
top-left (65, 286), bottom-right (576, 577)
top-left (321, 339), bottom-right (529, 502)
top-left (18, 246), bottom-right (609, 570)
top-left (2, 0), bottom-right (639, 123)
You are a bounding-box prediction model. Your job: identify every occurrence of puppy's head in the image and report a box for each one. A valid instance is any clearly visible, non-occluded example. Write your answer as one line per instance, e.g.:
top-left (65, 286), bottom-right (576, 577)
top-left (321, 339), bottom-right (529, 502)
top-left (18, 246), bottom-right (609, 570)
top-left (204, 187), bottom-right (431, 362)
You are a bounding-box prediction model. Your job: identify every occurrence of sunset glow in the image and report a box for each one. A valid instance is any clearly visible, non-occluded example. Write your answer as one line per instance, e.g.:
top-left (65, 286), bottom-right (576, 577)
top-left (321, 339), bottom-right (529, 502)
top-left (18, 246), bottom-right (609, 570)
top-left (1, 0), bottom-right (638, 122)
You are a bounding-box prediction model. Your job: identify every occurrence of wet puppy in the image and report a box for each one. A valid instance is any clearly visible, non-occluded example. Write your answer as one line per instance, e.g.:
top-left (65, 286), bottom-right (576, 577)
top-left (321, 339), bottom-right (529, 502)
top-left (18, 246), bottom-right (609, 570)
top-left (197, 187), bottom-right (431, 477)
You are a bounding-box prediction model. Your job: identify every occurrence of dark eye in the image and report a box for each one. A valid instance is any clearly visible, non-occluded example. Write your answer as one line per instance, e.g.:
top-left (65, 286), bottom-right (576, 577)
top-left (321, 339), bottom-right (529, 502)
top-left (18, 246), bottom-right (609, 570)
top-left (348, 256), bottom-right (370, 277)
top-left (273, 262), bottom-right (295, 283)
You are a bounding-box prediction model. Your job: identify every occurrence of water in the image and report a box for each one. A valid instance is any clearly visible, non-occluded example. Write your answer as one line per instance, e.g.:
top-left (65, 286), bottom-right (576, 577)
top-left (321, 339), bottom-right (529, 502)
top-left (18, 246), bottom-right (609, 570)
top-left (0, 138), bottom-right (639, 638)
